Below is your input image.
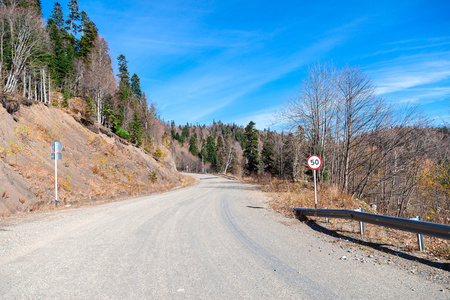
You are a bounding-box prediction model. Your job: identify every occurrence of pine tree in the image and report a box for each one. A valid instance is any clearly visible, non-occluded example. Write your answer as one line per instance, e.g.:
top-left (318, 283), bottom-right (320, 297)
top-left (47, 2), bottom-right (68, 86)
top-left (243, 121), bottom-right (260, 174)
top-left (215, 135), bottom-right (225, 172)
top-left (50, 2), bottom-right (66, 33)
top-left (206, 136), bottom-right (216, 167)
top-left (216, 135), bottom-right (224, 152)
top-left (117, 54), bottom-right (130, 84)
top-left (262, 133), bottom-right (276, 174)
top-left (34, 0), bottom-right (43, 16)
top-left (200, 139), bottom-right (207, 160)
top-left (78, 11), bottom-right (98, 61)
top-left (85, 96), bottom-right (95, 121)
top-left (130, 110), bottom-right (143, 147)
top-left (181, 123), bottom-right (190, 141)
top-left (216, 151), bottom-right (224, 172)
top-left (130, 73), bottom-right (142, 102)
top-left (189, 135), bottom-right (199, 156)
top-left (171, 121), bottom-right (177, 139)
top-left (66, 0), bottom-right (80, 36)
top-left (116, 54), bottom-right (131, 126)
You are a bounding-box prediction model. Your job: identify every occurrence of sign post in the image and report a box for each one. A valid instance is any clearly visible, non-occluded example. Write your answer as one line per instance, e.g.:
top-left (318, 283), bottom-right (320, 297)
top-left (307, 155), bottom-right (322, 209)
top-left (51, 141), bottom-right (63, 207)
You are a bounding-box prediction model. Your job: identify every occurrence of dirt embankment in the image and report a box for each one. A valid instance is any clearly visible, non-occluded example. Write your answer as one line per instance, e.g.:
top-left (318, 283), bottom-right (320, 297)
top-left (0, 100), bottom-right (190, 217)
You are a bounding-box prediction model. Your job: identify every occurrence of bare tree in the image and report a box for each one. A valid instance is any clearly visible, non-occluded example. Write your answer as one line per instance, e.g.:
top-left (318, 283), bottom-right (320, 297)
top-left (2, 3), bottom-right (46, 94)
top-left (280, 63), bottom-right (337, 157)
top-left (83, 37), bottom-right (116, 124)
top-left (336, 65), bottom-right (386, 193)
top-left (279, 63), bottom-right (338, 181)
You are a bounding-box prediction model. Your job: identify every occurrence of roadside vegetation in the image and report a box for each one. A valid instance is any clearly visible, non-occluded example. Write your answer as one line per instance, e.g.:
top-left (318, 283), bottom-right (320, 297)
top-left (256, 176), bottom-right (449, 260)
top-left (0, 0), bottom-right (449, 264)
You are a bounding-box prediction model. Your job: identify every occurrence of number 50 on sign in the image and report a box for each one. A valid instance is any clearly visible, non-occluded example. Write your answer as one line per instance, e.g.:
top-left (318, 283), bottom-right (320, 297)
top-left (307, 155), bottom-right (322, 170)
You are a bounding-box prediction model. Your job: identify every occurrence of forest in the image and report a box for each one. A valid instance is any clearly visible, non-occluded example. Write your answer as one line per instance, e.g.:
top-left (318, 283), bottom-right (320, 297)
top-left (0, 0), bottom-right (449, 224)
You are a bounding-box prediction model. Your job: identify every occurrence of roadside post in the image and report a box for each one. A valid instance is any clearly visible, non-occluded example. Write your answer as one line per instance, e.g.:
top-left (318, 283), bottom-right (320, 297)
top-left (411, 216), bottom-right (425, 251)
top-left (51, 141), bottom-right (63, 207)
top-left (307, 155), bottom-right (322, 209)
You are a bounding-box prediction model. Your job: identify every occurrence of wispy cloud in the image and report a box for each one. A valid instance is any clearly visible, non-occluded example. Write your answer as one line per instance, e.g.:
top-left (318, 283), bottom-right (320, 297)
top-left (368, 52), bottom-right (450, 100)
top-left (368, 37), bottom-right (450, 56)
top-left (151, 26), bottom-right (351, 123)
top-left (233, 110), bottom-right (278, 130)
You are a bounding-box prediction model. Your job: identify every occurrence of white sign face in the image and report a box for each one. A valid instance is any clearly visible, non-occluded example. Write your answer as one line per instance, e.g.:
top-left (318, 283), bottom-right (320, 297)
top-left (51, 141), bottom-right (63, 153)
top-left (307, 155), bottom-right (322, 170)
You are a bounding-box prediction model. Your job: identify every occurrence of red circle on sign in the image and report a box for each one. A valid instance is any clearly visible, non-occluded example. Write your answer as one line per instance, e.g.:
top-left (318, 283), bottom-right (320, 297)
top-left (307, 155), bottom-right (322, 170)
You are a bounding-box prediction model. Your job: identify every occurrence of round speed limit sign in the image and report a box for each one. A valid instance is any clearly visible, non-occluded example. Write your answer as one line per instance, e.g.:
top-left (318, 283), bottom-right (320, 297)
top-left (307, 155), bottom-right (322, 170)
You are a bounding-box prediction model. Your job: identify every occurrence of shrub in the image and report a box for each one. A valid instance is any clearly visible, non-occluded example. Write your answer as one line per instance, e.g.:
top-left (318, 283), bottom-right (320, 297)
top-left (115, 126), bottom-right (130, 140)
top-left (151, 171), bottom-right (158, 183)
top-left (153, 147), bottom-right (162, 160)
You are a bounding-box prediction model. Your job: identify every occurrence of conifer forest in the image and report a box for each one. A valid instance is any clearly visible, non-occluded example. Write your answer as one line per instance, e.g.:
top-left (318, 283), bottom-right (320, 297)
top-left (0, 0), bottom-right (449, 224)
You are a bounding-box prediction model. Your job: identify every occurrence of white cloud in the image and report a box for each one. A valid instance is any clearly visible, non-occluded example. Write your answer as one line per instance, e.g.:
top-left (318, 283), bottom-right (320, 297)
top-left (369, 53), bottom-right (450, 98)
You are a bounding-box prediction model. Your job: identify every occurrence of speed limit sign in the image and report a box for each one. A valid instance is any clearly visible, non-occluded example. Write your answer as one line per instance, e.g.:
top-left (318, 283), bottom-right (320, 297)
top-left (307, 155), bottom-right (322, 170)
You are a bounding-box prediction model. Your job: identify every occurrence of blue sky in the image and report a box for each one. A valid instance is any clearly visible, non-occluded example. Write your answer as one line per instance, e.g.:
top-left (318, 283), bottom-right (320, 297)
top-left (42, 0), bottom-right (450, 129)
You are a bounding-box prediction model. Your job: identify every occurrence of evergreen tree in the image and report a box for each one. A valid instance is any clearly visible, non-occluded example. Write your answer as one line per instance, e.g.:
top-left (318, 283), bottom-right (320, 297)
top-left (206, 136), bottom-right (216, 166)
top-left (181, 123), bottom-right (190, 141)
top-left (49, 2), bottom-right (66, 33)
top-left (47, 4), bottom-right (68, 86)
top-left (216, 151), bottom-right (224, 172)
top-left (216, 135), bottom-right (224, 152)
top-left (116, 54), bottom-right (131, 125)
top-left (130, 110), bottom-right (143, 147)
top-left (78, 11), bottom-right (98, 60)
top-left (117, 54), bottom-right (130, 84)
top-left (66, 0), bottom-right (80, 36)
top-left (130, 73), bottom-right (142, 102)
top-left (171, 121), bottom-right (176, 138)
top-left (200, 139), bottom-right (207, 160)
top-left (243, 121), bottom-right (260, 174)
top-left (34, 0), bottom-right (43, 16)
top-left (189, 135), bottom-right (199, 156)
top-left (215, 135), bottom-right (225, 172)
top-left (262, 133), bottom-right (276, 174)
top-left (102, 94), bottom-right (115, 128)
top-left (176, 132), bottom-right (184, 144)
top-left (85, 97), bottom-right (95, 121)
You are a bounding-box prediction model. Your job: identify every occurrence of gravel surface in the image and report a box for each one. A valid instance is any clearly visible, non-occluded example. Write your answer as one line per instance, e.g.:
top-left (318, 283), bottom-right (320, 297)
top-left (0, 174), bottom-right (448, 299)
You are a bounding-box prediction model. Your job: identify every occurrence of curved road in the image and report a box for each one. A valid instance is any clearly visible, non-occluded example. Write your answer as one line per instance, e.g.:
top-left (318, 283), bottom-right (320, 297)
top-left (0, 174), bottom-right (447, 299)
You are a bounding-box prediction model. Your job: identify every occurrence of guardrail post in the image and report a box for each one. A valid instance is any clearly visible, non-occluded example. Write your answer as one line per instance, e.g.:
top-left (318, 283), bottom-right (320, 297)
top-left (411, 216), bottom-right (425, 251)
top-left (355, 208), bottom-right (365, 235)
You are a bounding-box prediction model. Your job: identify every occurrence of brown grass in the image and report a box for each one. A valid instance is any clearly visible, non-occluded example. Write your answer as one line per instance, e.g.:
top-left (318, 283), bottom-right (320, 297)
top-left (253, 177), bottom-right (450, 261)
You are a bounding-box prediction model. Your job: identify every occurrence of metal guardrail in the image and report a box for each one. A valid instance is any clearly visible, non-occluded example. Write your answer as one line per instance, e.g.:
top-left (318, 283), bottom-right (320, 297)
top-left (293, 208), bottom-right (450, 240)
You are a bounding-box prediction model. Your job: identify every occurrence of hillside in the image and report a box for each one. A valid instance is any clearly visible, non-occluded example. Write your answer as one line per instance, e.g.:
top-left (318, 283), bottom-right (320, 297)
top-left (0, 98), bottom-right (193, 217)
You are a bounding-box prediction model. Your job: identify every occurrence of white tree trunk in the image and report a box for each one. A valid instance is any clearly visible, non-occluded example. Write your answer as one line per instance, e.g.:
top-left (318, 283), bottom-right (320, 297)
top-left (22, 70), bottom-right (26, 97)
top-left (48, 70), bottom-right (51, 105)
top-left (28, 74), bottom-right (31, 100)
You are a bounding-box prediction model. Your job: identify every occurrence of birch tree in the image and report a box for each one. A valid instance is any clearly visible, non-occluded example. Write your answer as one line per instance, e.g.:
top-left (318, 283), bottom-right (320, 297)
top-left (84, 37), bottom-right (116, 124)
top-left (2, 3), bottom-right (45, 94)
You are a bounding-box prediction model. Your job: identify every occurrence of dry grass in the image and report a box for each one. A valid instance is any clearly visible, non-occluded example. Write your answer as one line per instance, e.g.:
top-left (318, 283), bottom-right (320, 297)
top-left (253, 177), bottom-right (450, 261)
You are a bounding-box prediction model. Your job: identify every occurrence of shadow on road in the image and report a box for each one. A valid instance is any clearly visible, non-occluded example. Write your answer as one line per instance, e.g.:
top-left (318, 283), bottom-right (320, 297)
top-left (247, 206), bottom-right (265, 209)
top-left (296, 214), bottom-right (450, 272)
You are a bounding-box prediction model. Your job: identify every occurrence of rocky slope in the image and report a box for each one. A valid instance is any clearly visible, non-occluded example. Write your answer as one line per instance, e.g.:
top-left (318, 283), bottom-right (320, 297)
top-left (0, 99), bottom-right (190, 217)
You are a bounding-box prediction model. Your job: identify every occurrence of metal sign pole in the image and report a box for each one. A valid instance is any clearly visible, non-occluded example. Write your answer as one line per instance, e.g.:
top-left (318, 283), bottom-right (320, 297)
top-left (314, 169), bottom-right (317, 209)
top-left (55, 147), bottom-right (58, 207)
top-left (51, 140), bottom-right (62, 208)
top-left (307, 155), bottom-right (322, 211)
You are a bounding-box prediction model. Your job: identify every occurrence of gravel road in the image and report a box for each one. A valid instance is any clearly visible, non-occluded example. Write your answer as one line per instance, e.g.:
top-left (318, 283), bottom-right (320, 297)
top-left (0, 174), bottom-right (448, 299)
